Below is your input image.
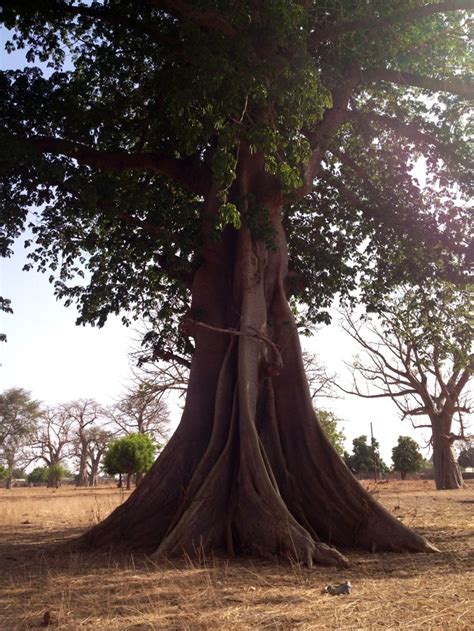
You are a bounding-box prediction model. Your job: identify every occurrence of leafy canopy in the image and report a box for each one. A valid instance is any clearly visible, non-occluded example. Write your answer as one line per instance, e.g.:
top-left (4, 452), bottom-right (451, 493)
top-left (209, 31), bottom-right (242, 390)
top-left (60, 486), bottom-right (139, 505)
top-left (102, 433), bottom-right (156, 477)
top-left (344, 434), bottom-right (388, 474)
top-left (0, 1), bottom-right (472, 348)
top-left (392, 436), bottom-right (426, 477)
top-left (457, 440), bottom-right (474, 468)
top-left (27, 466), bottom-right (49, 484)
top-left (0, 387), bottom-right (42, 444)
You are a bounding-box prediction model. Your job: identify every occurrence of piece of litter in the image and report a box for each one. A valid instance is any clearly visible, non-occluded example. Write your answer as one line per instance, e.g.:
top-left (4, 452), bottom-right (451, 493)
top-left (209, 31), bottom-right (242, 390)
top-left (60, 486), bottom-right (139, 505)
top-left (322, 581), bottom-right (352, 595)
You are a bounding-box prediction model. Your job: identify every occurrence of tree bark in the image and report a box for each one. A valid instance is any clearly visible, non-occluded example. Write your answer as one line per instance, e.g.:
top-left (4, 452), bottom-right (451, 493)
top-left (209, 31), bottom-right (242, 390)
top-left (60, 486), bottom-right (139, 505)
top-left (77, 447), bottom-right (89, 487)
top-left (88, 456), bottom-right (101, 486)
top-left (82, 167), bottom-right (437, 565)
top-left (431, 415), bottom-right (464, 490)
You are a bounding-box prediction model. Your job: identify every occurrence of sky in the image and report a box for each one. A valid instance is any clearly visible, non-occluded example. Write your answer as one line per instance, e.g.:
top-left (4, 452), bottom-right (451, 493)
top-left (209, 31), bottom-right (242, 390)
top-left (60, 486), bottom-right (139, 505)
top-left (0, 25), bottom-right (442, 465)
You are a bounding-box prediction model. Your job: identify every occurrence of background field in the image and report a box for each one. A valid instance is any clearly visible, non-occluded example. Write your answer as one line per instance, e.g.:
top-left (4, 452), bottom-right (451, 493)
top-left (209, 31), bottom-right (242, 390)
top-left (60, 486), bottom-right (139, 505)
top-left (0, 480), bottom-right (472, 630)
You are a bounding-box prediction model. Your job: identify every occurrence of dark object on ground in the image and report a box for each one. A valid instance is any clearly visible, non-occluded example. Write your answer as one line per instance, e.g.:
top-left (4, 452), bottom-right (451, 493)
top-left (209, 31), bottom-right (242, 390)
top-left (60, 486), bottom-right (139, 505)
top-left (41, 610), bottom-right (58, 626)
top-left (323, 581), bottom-right (352, 595)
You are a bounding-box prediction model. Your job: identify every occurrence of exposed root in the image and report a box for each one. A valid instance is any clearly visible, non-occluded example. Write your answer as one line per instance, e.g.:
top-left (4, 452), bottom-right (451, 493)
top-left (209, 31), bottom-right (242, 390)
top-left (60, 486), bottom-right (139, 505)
top-left (311, 542), bottom-right (350, 568)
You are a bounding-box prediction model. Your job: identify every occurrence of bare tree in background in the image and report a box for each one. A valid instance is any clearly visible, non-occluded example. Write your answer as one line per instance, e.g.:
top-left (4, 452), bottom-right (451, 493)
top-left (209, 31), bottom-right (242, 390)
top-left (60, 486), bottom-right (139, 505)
top-left (85, 426), bottom-right (114, 486)
top-left (303, 350), bottom-right (339, 402)
top-left (109, 324), bottom-right (191, 442)
top-left (0, 388), bottom-right (41, 488)
top-left (130, 323), bottom-right (191, 403)
top-left (63, 399), bottom-right (108, 486)
top-left (32, 406), bottom-right (74, 486)
top-left (340, 286), bottom-right (472, 490)
top-left (110, 380), bottom-right (171, 444)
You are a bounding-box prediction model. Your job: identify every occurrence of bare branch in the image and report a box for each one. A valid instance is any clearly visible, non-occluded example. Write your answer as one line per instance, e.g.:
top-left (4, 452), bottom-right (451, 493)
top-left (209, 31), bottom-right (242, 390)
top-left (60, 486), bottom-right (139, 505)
top-left (451, 357), bottom-right (474, 401)
top-left (302, 351), bottom-right (340, 400)
top-left (335, 382), bottom-right (418, 399)
top-left (341, 315), bottom-right (412, 381)
top-left (411, 422), bottom-right (433, 430)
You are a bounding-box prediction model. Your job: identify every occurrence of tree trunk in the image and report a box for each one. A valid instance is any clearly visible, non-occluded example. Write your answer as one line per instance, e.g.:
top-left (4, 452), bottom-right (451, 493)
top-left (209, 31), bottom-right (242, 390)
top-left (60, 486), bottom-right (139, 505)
top-left (88, 457), bottom-right (100, 487)
top-left (77, 450), bottom-right (89, 487)
top-left (126, 473), bottom-right (131, 491)
top-left (431, 415), bottom-right (464, 490)
top-left (401, 471), bottom-right (407, 481)
top-left (82, 170), bottom-right (437, 565)
top-left (6, 474), bottom-right (13, 490)
top-left (47, 473), bottom-right (58, 488)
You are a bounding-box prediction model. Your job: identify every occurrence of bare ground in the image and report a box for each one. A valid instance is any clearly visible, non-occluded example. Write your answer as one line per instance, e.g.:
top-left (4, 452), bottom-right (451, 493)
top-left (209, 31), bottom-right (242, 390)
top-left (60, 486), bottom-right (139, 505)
top-left (0, 480), bottom-right (472, 630)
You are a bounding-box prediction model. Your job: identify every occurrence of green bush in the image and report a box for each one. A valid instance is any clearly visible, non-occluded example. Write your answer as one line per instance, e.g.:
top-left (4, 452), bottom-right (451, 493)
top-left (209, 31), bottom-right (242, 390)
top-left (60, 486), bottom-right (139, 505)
top-left (27, 467), bottom-right (49, 485)
top-left (0, 465), bottom-right (9, 482)
top-left (103, 433), bottom-right (156, 489)
top-left (47, 463), bottom-right (70, 487)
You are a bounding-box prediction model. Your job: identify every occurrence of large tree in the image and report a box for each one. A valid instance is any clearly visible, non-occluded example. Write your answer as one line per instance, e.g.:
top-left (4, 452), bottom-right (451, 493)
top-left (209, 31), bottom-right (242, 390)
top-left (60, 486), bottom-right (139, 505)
top-left (344, 435), bottom-right (388, 478)
top-left (85, 425), bottom-right (114, 486)
top-left (110, 381), bottom-right (171, 442)
top-left (62, 399), bottom-right (107, 486)
top-left (0, 388), bottom-right (41, 488)
top-left (1, 2), bottom-right (472, 564)
top-left (341, 284), bottom-right (472, 490)
top-left (103, 433), bottom-right (157, 490)
top-left (31, 406), bottom-right (74, 486)
top-left (392, 436), bottom-right (426, 480)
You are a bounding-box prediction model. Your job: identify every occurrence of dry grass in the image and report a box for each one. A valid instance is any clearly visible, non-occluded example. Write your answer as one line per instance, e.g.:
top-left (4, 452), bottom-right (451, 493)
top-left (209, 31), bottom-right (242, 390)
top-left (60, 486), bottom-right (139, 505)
top-left (0, 481), bottom-right (472, 630)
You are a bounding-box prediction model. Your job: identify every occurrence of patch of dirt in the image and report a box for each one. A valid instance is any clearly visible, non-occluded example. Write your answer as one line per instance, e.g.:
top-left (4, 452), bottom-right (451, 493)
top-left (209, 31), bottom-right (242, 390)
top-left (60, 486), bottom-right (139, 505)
top-left (0, 481), bottom-right (472, 629)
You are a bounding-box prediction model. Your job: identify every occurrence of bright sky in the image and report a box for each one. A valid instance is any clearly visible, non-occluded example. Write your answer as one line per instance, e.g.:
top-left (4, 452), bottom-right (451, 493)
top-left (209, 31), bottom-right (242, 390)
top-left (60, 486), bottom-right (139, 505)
top-left (0, 26), bottom-right (436, 465)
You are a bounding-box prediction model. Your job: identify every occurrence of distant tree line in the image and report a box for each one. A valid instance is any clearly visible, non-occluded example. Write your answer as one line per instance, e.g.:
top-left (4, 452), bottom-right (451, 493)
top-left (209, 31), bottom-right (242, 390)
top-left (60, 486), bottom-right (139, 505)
top-left (1, 339), bottom-right (469, 489)
top-left (342, 434), bottom-right (430, 480)
top-left (0, 375), bottom-right (169, 489)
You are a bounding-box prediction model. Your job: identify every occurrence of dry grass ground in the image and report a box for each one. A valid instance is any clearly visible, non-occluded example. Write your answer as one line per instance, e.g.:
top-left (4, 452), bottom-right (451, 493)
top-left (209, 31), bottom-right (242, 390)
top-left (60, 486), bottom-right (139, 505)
top-left (0, 480), bottom-right (472, 630)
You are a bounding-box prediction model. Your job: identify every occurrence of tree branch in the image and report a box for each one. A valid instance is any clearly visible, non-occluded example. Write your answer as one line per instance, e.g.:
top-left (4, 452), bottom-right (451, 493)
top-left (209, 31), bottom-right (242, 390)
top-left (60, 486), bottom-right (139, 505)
top-left (363, 69), bottom-right (474, 99)
top-left (147, 0), bottom-right (237, 37)
top-left (51, 1), bottom-right (175, 47)
top-left (151, 348), bottom-right (192, 370)
top-left (311, 1), bottom-right (474, 49)
top-left (349, 110), bottom-right (465, 165)
top-left (451, 356), bottom-right (474, 400)
top-left (296, 77), bottom-right (359, 197)
top-left (335, 382), bottom-right (418, 399)
top-left (10, 133), bottom-right (211, 195)
top-left (411, 422), bottom-right (433, 430)
top-left (404, 406), bottom-right (430, 417)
